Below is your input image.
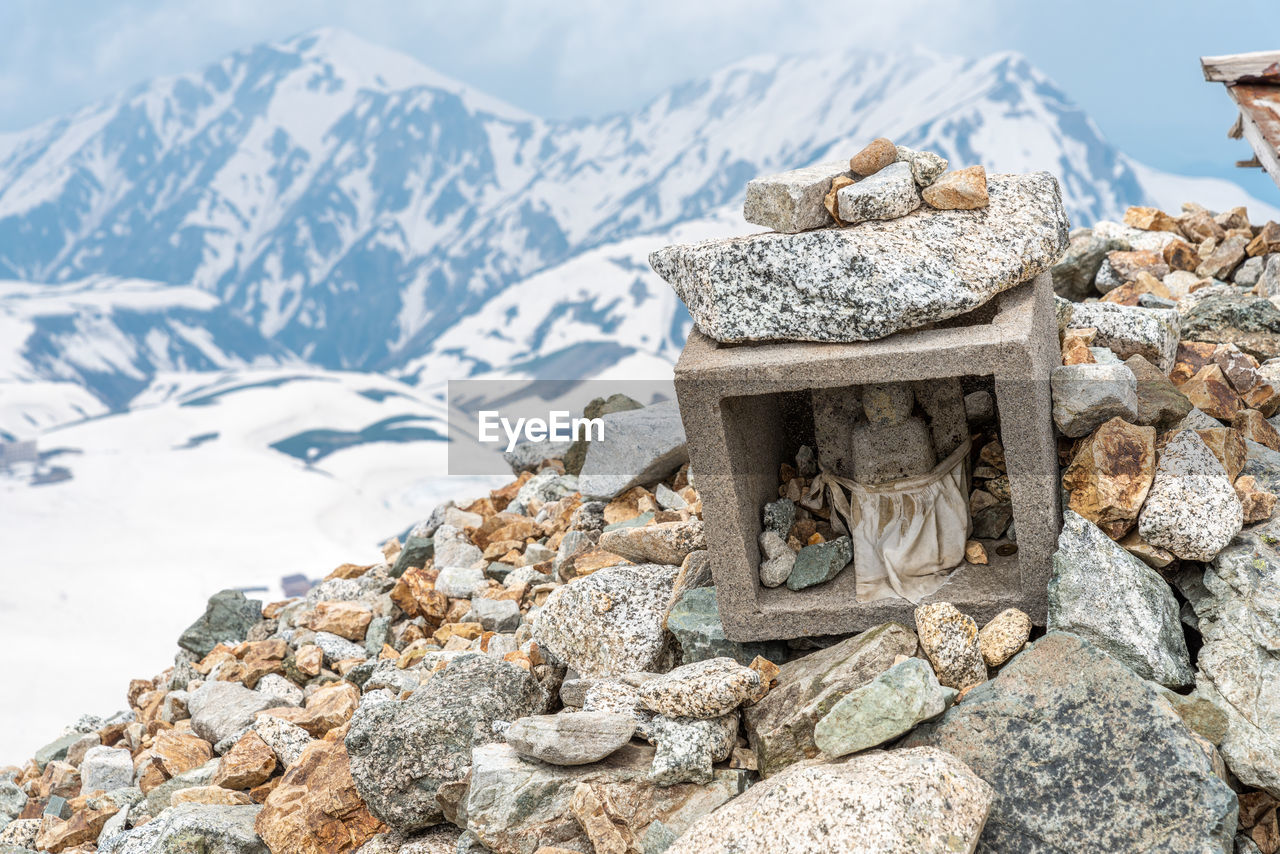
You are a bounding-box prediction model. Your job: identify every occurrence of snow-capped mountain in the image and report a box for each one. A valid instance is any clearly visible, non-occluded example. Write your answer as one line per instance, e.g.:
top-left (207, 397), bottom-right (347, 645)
top-left (4, 27), bottom-right (1270, 396)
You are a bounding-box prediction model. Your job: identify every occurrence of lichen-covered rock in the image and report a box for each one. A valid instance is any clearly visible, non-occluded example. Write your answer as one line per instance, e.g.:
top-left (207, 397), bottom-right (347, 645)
top-left (743, 622), bottom-right (917, 777)
top-left (1182, 291), bottom-right (1280, 362)
top-left (533, 563), bottom-right (678, 678)
top-left (835, 162), bottom-right (921, 224)
top-left (813, 658), bottom-right (952, 758)
top-left (904, 633), bottom-right (1237, 854)
top-left (504, 712), bottom-right (635, 766)
top-left (650, 172), bottom-right (1068, 344)
top-left (1048, 511), bottom-right (1192, 687)
top-left (345, 655), bottom-right (546, 832)
top-left (255, 737), bottom-right (384, 854)
top-left (598, 520), bottom-right (705, 567)
top-left (1138, 430), bottom-right (1243, 562)
top-left (464, 743), bottom-right (745, 854)
top-left (178, 589), bottom-right (263, 658)
top-left (1066, 300), bottom-right (1180, 372)
top-left (914, 603), bottom-right (987, 691)
top-left (637, 658), bottom-right (760, 719)
top-left (1051, 363), bottom-right (1138, 438)
top-left (645, 713), bottom-right (738, 787)
top-left (786, 536), bottom-right (852, 590)
top-left (977, 608), bottom-right (1031, 667)
top-left (664, 747), bottom-right (992, 854)
top-left (99, 804), bottom-right (268, 854)
top-left (1061, 416), bottom-right (1156, 538)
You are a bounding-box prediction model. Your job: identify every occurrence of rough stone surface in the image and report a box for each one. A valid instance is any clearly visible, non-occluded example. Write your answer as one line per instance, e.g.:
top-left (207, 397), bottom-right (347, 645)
top-left (757, 530), bottom-right (796, 588)
top-left (255, 737), bottom-right (384, 854)
top-left (188, 681), bottom-right (281, 747)
top-left (921, 165), bottom-right (988, 210)
top-left (786, 536), bottom-right (852, 590)
top-left (743, 160), bottom-right (850, 234)
top-left (812, 658), bottom-right (951, 758)
top-left (1061, 416), bottom-right (1156, 538)
top-left (1125, 354), bottom-right (1193, 426)
top-left (665, 587), bottom-right (788, 667)
top-left (835, 162), bottom-right (921, 224)
top-left (743, 623), bottom-right (917, 777)
top-left (179, 589), bottom-right (263, 658)
top-left (1181, 365), bottom-right (1243, 422)
top-left (894, 145), bottom-right (948, 186)
top-left (1065, 300), bottom-right (1181, 372)
top-left (977, 608), bottom-right (1031, 667)
top-left (637, 658), bottom-right (760, 719)
top-left (914, 603), bottom-right (987, 691)
top-left (1138, 429), bottom-right (1243, 562)
top-left (578, 401), bottom-right (688, 499)
top-left (464, 743), bottom-right (744, 854)
top-left (904, 632), bottom-right (1238, 854)
top-left (850, 416), bottom-right (935, 483)
top-left (213, 731), bottom-right (277, 790)
top-left (80, 746), bottom-right (134, 794)
top-left (504, 712), bottom-right (635, 766)
top-left (1051, 228), bottom-right (1127, 301)
top-left (651, 172), bottom-right (1068, 344)
top-left (1048, 511), bottom-right (1192, 687)
top-left (533, 563), bottom-right (678, 678)
top-left (849, 137), bottom-right (897, 176)
top-left (345, 655), bottom-right (546, 832)
top-left (645, 713), bottom-right (738, 787)
top-left (1051, 363), bottom-right (1138, 438)
top-left (254, 715), bottom-right (315, 768)
top-left (664, 747), bottom-right (992, 854)
top-left (99, 804), bottom-right (268, 854)
top-left (598, 520), bottom-right (705, 566)
top-left (1182, 291), bottom-right (1280, 362)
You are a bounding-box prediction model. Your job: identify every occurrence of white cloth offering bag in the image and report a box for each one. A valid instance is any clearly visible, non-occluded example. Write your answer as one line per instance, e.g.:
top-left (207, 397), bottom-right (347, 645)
top-left (804, 437), bottom-right (972, 603)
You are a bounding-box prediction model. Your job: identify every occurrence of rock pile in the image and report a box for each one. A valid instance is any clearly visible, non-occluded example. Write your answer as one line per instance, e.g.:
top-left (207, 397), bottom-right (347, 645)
top-left (7, 197), bottom-right (1280, 854)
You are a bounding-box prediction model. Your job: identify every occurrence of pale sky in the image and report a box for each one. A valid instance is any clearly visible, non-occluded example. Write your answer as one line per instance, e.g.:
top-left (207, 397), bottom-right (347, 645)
top-left (0, 0), bottom-right (1277, 201)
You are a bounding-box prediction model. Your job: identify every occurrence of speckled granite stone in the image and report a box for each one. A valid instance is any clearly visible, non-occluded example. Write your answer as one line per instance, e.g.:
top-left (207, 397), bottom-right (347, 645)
top-left (743, 160), bottom-right (851, 234)
top-left (651, 172), bottom-right (1069, 344)
top-left (664, 747), bottom-right (992, 854)
top-left (1063, 299), bottom-right (1181, 372)
top-left (1138, 430), bottom-right (1242, 562)
top-left (977, 608), bottom-right (1031, 667)
top-left (895, 145), bottom-right (949, 186)
top-left (645, 713), bottom-right (738, 787)
top-left (637, 658), bottom-right (760, 719)
top-left (914, 603), bottom-right (987, 691)
top-left (1050, 362), bottom-right (1138, 438)
top-left (1048, 511), bottom-right (1192, 687)
top-left (836, 162), bottom-right (921, 224)
top-left (504, 711), bottom-right (635, 766)
top-left (534, 564), bottom-right (679, 677)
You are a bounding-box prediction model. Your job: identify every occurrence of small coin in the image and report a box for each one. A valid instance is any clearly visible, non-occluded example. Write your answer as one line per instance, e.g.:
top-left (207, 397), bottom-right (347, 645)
top-left (995, 543), bottom-right (1018, 557)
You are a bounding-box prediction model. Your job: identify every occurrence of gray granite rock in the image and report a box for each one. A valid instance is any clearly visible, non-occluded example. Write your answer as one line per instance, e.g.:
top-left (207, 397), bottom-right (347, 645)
top-left (851, 416), bottom-right (936, 483)
top-left (312, 630), bottom-right (368, 665)
top-left (1125, 354), bottom-right (1193, 426)
top-left (1051, 228), bottom-right (1128, 302)
top-left (1258, 254), bottom-right (1280, 298)
top-left (904, 632), bottom-right (1238, 854)
top-left (664, 746), bottom-right (992, 854)
top-left (432, 524), bottom-right (484, 570)
top-left (762, 498), bottom-right (795, 537)
top-left (33, 731), bottom-right (81, 771)
top-left (599, 520), bottom-right (705, 566)
top-left (638, 658), bottom-right (760, 719)
top-left (1050, 362), bottom-right (1138, 438)
top-left (390, 534), bottom-right (433, 578)
top-left (1181, 290), bottom-right (1280, 362)
top-left (1138, 430), bottom-right (1243, 562)
top-left (252, 715), bottom-right (314, 768)
top-left (1048, 511), bottom-right (1192, 687)
top-left (895, 145), bottom-right (949, 186)
top-left (758, 530), bottom-right (796, 588)
top-left (915, 602), bottom-right (987, 691)
top-left (80, 745), bottom-right (134, 794)
top-left (665, 587), bottom-right (789, 667)
top-left (744, 622), bottom-right (918, 777)
top-left (1235, 256), bottom-right (1266, 288)
top-left (1064, 300), bottom-right (1181, 372)
top-left (98, 804), bottom-right (267, 854)
top-left (578, 400), bottom-right (688, 499)
top-left (786, 536), bottom-right (853, 590)
top-left (504, 711), bottom-right (635, 766)
top-left (468, 597), bottom-right (521, 633)
top-left (187, 681), bottom-right (279, 746)
top-left (435, 566), bottom-right (486, 598)
top-left (835, 162), bottom-right (921, 224)
top-left (651, 172), bottom-right (1069, 344)
top-left (645, 713), bottom-right (738, 787)
top-left (582, 680), bottom-right (654, 732)
top-left (503, 438), bottom-right (573, 474)
top-left (465, 743), bottom-right (745, 854)
top-left (142, 759), bottom-right (219, 815)
top-left (178, 589), bottom-right (263, 658)
top-left (0, 781), bottom-right (25, 823)
top-left (533, 564), bottom-right (678, 678)
top-left (346, 655), bottom-right (546, 832)
top-left (813, 658), bottom-right (952, 758)
top-left (743, 160), bottom-right (850, 233)
top-left (0, 819), bottom-right (38, 849)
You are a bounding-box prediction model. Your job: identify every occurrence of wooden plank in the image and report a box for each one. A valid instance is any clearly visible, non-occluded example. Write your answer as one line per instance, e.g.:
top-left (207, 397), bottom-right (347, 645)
top-left (1202, 50), bottom-right (1280, 83)
top-left (1229, 83), bottom-right (1280, 188)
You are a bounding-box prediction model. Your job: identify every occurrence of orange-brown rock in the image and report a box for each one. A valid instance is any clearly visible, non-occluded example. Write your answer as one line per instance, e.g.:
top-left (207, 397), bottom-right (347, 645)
top-left (563, 546), bottom-right (630, 579)
top-left (1179, 209), bottom-right (1226, 243)
top-left (263, 600), bottom-right (296, 619)
top-left (240, 639), bottom-right (289, 686)
top-left (127, 678), bottom-right (155, 708)
top-left (1100, 272), bottom-right (1170, 306)
top-left (964, 540), bottom-right (989, 565)
top-left (1236, 475), bottom-right (1278, 524)
top-left (1234, 409), bottom-right (1280, 452)
top-left (34, 797), bottom-right (121, 853)
top-left (171, 785), bottom-right (253, 806)
top-left (1214, 344), bottom-right (1262, 394)
top-left (1061, 327), bottom-right (1097, 365)
top-left (432, 621), bottom-right (484, 646)
top-left (1248, 221), bottom-right (1280, 257)
top-left (1180, 365), bottom-right (1241, 421)
top-left (264, 682), bottom-right (360, 738)
top-left (824, 175), bottom-right (854, 226)
top-left (325, 563), bottom-right (374, 581)
top-left (1246, 382), bottom-right (1280, 417)
top-left (1195, 427), bottom-right (1248, 481)
top-left (1216, 206), bottom-right (1251, 231)
top-left (390, 567), bottom-right (448, 626)
top-left (1124, 205), bottom-right (1182, 233)
top-left (295, 644), bottom-right (324, 678)
top-left (849, 137), bottom-right (897, 176)
top-left (309, 601), bottom-right (374, 642)
top-left (255, 738), bottom-right (384, 854)
top-left (150, 729), bottom-right (213, 780)
top-left (490, 472), bottom-right (532, 512)
top-left (1106, 249), bottom-right (1168, 283)
top-left (251, 777), bottom-right (282, 803)
top-left (1117, 529), bottom-right (1175, 569)
top-left (1170, 341), bottom-right (1221, 387)
top-left (35, 761), bottom-right (80, 800)
top-left (1061, 417), bottom-right (1157, 539)
top-left (603, 487), bottom-right (653, 525)
top-left (212, 730), bottom-right (277, 790)
top-left (1163, 238), bottom-right (1200, 272)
